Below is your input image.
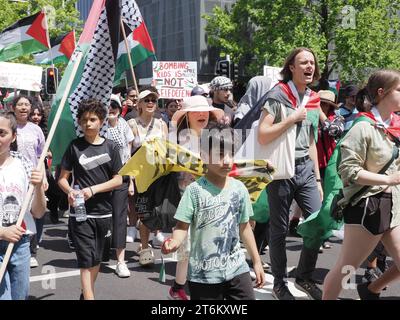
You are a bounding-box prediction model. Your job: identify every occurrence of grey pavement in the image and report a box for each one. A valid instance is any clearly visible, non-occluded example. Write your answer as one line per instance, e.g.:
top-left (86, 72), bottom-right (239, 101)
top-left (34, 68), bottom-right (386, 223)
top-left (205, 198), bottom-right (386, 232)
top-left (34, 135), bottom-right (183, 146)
top-left (28, 213), bottom-right (400, 300)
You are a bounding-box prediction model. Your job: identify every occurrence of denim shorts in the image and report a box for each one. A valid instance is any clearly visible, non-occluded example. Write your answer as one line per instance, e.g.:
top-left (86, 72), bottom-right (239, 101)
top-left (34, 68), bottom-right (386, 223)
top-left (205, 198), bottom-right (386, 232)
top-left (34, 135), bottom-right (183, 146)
top-left (0, 234), bottom-right (31, 300)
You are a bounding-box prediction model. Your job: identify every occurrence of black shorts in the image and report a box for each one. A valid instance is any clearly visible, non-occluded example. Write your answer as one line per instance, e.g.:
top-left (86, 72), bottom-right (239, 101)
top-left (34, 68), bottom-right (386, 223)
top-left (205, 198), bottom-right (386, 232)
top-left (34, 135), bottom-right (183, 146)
top-left (188, 272), bottom-right (255, 300)
top-left (70, 217), bottom-right (112, 268)
top-left (343, 192), bottom-right (392, 235)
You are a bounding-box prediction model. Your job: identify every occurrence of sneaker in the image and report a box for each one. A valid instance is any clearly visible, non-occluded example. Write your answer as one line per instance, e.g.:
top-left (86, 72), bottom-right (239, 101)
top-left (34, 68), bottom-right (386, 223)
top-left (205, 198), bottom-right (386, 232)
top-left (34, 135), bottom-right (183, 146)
top-left (357, 282), bottom-right (380, 300)
top-left (295, 278), bottom-right (322, 300)
top-left (262, 261), bottom-right (270, 271)
top-left (318, 246), bottom-right (324, 253)
top-left (30, 257), bottom-right (39, 268)
top-left (168, 287), bottom-right (188, 300)
top-left (126, 226), bottom-right (136, 243)
top-left (139, 248), bottom-right (155, 266)
top-left (362, 268), bottom-right (382, 284)
top-left (152, 232), bottom-right (165, 248)
top-left (115, 262), bottom-right (131, 278)
top-left (272, 283), bottom-right (295, 300)
top-left (322, 242), bottom-right (332, 249)
top-left (377, 258), bottom-right (389, 274)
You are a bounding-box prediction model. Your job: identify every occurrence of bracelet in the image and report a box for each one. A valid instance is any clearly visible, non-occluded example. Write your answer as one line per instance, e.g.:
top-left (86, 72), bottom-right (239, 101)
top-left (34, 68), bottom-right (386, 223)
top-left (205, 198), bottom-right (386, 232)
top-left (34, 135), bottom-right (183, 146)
top-left (316, 179), bottom-right (321, 182)
top-left (89, 186), bottom-right (94, 197)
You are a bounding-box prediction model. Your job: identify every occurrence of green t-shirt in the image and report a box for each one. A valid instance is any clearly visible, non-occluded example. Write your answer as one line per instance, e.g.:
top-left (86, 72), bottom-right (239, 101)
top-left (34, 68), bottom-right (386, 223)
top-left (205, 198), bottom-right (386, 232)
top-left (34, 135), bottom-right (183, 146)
top-left (174, 176), bottom-right (253, 284)
top-left (263, 98), bottom-right (313, 159)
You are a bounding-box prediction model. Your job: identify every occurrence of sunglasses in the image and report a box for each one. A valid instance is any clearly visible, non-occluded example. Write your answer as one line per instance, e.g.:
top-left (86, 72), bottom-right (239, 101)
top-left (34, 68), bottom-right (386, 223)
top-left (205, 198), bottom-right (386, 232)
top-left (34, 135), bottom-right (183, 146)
top-left (144, 99), bottom-right (157, 103)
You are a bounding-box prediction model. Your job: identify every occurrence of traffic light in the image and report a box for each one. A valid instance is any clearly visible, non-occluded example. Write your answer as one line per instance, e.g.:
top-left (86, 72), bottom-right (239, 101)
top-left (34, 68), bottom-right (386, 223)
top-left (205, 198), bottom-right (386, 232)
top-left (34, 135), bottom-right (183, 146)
top-left (231, 63), bottom-right (239, 81)
top-left (217, 60), bottom-right (231, 79)
top-left (45, 67), bottom-right (58, 95)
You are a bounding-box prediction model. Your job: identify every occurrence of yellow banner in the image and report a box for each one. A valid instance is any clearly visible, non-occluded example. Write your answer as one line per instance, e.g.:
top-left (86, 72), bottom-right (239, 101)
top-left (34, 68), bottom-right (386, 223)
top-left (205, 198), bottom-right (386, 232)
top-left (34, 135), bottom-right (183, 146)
top-left (119, 138), bottom-right (274, 202)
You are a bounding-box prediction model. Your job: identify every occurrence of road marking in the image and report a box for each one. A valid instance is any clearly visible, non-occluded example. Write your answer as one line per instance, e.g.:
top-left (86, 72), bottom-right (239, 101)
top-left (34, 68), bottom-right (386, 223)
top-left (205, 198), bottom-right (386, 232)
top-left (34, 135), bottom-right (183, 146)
top-left (251, 267), bottom-right (310, 300)
top-left (30, 270), bottom-right (81, 283)
top-left (29, 258), bottom-right (175, 283)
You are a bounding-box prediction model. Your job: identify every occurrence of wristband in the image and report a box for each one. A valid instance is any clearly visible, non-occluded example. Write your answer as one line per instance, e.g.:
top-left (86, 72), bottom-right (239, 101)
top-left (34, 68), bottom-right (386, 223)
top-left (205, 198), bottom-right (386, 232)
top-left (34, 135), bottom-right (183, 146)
top-left (89, 186), bottom-right (94, 196)
top-left (316, 179), bottom-right (321, 182)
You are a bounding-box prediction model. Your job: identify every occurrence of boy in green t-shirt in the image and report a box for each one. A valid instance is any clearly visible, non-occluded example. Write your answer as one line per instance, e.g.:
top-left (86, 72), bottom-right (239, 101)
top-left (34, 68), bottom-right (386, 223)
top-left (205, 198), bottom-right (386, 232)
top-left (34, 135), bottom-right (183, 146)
top-left (162, 122), bottom-right (265, 300)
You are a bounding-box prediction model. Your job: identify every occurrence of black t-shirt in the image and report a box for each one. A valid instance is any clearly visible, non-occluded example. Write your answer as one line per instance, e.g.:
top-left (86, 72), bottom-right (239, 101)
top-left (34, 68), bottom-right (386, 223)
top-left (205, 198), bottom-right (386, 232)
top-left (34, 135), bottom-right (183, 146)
top-left (61, 137), bottom-right (122, 216)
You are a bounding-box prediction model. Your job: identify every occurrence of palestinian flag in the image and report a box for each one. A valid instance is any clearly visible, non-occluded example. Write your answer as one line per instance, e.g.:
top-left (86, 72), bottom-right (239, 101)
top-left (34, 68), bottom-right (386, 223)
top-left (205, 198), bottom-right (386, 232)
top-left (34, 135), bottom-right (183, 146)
top-left (274, 81), bottom-right (321, 141)
top-left (297, 112), bottom-right (400, 249)
top-left (34, 31), bottom-right (76, 65)
top-left (0, 11), bottom-right (50, 62)
top-left (114, 0), bottom-right (155, 84)
top-left (48, 0), bottom-right (122, 167)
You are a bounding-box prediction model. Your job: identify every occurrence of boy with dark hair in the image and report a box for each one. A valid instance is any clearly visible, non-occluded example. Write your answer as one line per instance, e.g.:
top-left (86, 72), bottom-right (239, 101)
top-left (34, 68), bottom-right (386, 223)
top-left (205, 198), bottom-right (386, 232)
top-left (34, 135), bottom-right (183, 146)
top-left (162, 122), bottom-right (265, 300)
top-left (58, 98), bottom-right (123, 300)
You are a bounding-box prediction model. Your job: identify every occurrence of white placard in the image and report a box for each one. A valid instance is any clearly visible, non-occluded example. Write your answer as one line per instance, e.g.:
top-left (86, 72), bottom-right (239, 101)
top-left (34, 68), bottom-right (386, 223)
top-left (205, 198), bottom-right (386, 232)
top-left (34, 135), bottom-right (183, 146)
top-left (152, 61), bottom-right (197, 99)
top-left (0, 62), bottom-right (43, 92)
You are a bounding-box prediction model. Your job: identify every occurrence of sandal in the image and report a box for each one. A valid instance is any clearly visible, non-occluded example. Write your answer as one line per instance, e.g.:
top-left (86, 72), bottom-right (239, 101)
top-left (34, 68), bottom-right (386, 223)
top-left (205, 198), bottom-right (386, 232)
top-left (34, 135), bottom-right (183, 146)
top-left (139, 248), bottom-right (155, 266)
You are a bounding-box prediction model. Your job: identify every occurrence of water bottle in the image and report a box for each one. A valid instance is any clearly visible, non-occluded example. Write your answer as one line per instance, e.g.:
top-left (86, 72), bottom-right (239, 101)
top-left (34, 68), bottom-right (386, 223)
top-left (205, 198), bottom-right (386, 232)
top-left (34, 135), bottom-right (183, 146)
top-left (73, 185), bottom-right (87, 222)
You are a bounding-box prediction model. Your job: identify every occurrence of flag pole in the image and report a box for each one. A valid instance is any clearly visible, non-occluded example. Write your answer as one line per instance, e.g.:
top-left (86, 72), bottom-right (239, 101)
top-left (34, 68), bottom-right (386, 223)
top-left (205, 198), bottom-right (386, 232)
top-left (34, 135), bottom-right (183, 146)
top-left (0, 51), bottom-right (84, 285)
top-left (120, 18), bottom-right (139, 93)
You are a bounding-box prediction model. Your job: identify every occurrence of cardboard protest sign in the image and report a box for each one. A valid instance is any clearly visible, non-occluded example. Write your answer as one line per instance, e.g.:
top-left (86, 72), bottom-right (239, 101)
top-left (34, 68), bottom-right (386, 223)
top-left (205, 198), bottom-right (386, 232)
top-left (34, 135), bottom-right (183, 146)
top-left (152, 61), bottom-right (197, 99)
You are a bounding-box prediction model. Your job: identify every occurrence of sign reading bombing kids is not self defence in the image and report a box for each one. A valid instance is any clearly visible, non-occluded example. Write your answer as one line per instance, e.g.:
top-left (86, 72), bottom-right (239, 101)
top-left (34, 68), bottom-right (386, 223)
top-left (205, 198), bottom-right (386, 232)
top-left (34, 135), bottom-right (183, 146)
top-left (152, 61), bottom-right (197, 99)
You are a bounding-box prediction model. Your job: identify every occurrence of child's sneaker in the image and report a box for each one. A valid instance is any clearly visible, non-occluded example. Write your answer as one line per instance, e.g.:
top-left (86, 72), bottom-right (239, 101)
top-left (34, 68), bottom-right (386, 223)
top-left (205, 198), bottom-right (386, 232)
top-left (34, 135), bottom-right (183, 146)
top-left (126, 226), bottom-right (137, 243)
top-left (152, 232), bottom-right (165, 248)
top-left (168, 287), bottom-right (188, 300)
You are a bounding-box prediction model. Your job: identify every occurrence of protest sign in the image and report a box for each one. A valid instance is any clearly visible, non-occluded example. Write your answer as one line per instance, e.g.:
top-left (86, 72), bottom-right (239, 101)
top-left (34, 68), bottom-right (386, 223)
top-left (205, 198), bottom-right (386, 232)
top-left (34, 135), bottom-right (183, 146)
top-left (0, 62), bottom-right (43, 92)
top-left (152, 61), bottom-right (197, 99)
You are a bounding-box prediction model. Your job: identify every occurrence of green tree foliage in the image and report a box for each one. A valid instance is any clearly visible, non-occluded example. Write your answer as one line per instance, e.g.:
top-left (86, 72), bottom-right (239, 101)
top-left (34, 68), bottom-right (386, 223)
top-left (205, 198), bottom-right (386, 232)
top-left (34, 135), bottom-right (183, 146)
top-left (204, 0), bottom-right (400, 83)
top-left (0, 0), bottom-right (81, 68)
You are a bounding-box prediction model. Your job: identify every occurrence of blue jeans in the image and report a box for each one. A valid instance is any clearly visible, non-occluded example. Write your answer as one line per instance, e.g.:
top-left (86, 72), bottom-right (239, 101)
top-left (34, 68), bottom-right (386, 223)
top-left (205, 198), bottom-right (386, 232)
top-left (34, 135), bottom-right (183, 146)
top-left (0, 235), bottom-right (30, 300)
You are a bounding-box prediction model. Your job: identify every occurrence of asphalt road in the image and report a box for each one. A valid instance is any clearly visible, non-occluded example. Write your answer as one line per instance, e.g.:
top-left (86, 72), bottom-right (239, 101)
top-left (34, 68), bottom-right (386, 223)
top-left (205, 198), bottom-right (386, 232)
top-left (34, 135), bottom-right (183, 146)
top-left (28, 213), bottom-right (400, 301)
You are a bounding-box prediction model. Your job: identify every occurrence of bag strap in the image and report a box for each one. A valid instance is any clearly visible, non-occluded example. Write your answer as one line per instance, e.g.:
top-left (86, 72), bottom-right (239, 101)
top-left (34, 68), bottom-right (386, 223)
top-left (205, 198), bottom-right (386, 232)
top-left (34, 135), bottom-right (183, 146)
top-left (347, 144), bottom-right (399, 204)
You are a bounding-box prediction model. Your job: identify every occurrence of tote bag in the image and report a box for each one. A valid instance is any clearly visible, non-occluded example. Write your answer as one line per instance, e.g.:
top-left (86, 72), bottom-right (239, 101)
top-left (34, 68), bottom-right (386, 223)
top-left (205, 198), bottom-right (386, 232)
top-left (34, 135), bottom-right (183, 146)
top-left (235, 105), bottom-right (296, 180)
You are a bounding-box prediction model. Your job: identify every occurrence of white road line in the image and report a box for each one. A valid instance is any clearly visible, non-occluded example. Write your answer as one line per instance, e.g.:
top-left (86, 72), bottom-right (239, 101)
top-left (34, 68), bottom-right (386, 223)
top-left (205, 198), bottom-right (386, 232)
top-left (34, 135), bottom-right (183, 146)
top-left (30, 270), bottom-right (81, 283)
top-left (29, 257), bottom-right (176, 283)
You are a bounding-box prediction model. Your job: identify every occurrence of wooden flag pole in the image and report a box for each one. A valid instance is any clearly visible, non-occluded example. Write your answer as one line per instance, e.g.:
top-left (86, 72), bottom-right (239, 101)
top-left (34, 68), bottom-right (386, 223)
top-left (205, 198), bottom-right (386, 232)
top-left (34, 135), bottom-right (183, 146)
top-left (0, 51), bottom-right (84, 284)
top-left (120, 18), bottom-right (139, 93)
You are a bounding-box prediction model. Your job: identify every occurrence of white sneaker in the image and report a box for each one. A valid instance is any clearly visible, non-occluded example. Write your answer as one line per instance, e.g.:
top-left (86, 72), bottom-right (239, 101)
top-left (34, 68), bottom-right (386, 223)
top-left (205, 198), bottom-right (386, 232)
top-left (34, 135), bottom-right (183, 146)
top-left (126, 226), bottom-right (137, 243)
top-left (152, 232), bottom-right (165, 248)
top-left (115, 262), bottom-right (130, 278)
top-left (30, 257), bottom-right (39, 268)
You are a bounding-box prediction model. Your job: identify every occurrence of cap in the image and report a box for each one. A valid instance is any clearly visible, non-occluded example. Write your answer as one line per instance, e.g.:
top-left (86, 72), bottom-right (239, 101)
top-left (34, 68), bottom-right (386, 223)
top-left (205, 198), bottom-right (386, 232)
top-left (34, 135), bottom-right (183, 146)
top-left (137, 90), bottom-right (159, 102)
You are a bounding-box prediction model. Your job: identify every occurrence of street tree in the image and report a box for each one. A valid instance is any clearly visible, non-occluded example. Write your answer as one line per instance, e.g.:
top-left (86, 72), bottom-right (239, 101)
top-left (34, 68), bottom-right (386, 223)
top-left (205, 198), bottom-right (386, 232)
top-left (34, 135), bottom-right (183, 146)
top-left (204, 0), bottom-right (400, 83)
top-left (0, 0), bottom-right (81, 66)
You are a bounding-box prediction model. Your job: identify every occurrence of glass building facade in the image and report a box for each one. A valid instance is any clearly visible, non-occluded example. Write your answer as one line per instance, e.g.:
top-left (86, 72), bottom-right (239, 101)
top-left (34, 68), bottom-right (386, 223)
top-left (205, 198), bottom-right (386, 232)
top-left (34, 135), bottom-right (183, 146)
top-left (76, 0), bottom-right (236, 82)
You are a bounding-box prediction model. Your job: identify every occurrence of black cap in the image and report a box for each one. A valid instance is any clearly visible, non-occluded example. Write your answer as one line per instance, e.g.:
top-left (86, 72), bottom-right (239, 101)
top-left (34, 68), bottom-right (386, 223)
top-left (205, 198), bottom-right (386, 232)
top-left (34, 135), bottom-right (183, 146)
top-left (344, 85), bottom-right (359, 97)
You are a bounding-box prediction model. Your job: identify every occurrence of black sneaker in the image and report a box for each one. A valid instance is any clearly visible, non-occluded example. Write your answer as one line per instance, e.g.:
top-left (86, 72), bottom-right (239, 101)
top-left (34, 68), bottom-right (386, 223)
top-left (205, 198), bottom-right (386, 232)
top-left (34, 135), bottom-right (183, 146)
top-left (362, 268), bottom-right (382, 284)
top-left (357, 282), bottom-right (380, 300)
top-left (295, 278), bottom-right (322, 300)
top-left (272, 284), bottom-right (295, 300)
top-left (377, 258), bottom-right (389, 274)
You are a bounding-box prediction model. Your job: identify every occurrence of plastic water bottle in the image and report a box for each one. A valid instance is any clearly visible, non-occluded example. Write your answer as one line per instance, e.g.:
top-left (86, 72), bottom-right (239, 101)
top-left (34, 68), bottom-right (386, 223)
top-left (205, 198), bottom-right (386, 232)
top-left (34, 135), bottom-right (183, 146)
top-left (74, 185), bottom-right (87, 222)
